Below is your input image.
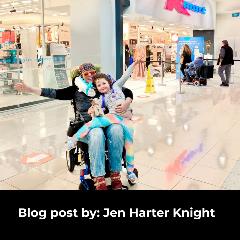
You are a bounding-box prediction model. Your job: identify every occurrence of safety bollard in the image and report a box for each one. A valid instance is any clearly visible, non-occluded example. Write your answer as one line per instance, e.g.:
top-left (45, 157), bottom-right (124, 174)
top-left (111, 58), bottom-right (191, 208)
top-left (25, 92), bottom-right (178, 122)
top-left (159, 60), bottom-right (166, 86)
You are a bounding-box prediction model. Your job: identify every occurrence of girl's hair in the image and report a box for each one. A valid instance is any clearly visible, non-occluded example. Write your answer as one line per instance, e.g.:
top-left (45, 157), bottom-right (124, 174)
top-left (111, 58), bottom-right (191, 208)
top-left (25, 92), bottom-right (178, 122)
top-left (183, 44), bottom-right (192, 55)
top-left (92, 73), bottom-right (112, 87)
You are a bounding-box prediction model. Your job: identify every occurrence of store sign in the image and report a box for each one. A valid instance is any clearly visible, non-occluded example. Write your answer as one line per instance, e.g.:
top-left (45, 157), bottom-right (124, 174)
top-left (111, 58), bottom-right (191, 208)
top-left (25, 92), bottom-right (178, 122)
top-left (165, 0), bottom-right (206, 16)
top-left (232, 12), bottom-right (240, 17)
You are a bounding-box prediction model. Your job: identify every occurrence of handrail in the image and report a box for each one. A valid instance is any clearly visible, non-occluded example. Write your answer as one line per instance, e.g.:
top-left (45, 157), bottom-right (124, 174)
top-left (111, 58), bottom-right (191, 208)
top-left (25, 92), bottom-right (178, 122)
top-left (203, 59), bottom-right (240, 62)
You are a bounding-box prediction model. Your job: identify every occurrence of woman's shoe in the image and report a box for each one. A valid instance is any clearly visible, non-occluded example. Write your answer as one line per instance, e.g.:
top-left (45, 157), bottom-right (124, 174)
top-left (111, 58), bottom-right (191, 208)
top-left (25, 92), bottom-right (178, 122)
top-left (110, 172), bottom-right (123, 190)
top-left (93, 176), bottom-right (108, 190)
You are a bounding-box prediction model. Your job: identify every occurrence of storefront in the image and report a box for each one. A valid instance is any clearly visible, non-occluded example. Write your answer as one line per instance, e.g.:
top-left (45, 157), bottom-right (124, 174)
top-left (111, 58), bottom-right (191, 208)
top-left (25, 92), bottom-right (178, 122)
top-left (123, 0), bottom-right (216, 79)
top-left (0, 0), bottom-right (216, 110)
top-left (0, 0), bottom-right (71, 110)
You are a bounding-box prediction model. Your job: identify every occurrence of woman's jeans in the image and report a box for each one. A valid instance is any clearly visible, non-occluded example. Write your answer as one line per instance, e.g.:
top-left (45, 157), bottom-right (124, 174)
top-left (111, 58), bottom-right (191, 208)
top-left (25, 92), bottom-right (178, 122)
top-left (180, 64), bottom-right (186, 77)
top-left (84, 124), bottom-right (124, 177)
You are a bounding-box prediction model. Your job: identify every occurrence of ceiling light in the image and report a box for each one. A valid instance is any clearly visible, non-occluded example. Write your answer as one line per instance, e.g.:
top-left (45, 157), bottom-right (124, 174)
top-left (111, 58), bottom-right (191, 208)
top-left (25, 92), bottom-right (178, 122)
top-left (21, 0), bottom-right (32, 4)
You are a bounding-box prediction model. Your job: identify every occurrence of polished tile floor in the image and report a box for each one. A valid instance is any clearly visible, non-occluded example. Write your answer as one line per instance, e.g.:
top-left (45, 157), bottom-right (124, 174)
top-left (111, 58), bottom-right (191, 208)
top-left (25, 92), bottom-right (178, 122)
top-left (0, 74), bottom-right (240, 190)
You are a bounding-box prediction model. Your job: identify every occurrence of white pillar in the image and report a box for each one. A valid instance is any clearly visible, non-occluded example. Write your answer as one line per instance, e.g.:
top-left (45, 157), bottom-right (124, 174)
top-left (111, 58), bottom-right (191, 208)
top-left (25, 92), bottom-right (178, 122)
top-left (20, 29), bottom-right (39, 87)
top-left (70, 0), bottom-right (116, 78)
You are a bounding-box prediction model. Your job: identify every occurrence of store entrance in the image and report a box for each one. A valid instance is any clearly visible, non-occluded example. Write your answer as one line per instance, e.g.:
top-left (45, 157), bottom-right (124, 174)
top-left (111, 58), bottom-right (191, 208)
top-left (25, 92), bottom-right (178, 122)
top-left (123, 18), bottom-right (193, 80)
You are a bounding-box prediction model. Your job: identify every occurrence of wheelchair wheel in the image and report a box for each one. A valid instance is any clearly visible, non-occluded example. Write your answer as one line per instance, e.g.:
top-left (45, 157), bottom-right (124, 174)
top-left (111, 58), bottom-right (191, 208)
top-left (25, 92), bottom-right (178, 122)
top-left (180, 79), bottom-right (185, 84)
top-left (79, 179), bottom-right (95, 191)
top-left (66, 149), bottom-right (77, 172)
top-left (201, 79), bottom-right (207, 86)
top-left (194, 80), bottom-right (200, 87)
top-left (128, 168), bottom-right (139, 186)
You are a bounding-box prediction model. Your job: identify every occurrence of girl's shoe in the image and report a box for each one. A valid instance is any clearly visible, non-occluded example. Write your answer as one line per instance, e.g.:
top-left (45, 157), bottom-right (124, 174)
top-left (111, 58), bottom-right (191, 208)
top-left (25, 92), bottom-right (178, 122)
top-left (127, 171), bottom-right (137, 185)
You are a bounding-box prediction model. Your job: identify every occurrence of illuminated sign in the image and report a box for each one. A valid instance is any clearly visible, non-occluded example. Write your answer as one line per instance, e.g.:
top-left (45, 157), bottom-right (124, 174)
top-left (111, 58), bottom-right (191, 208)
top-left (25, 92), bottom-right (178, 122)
top-left (232, 12), bottom-right (240, 17)
top-left (165, 0), bottom-right (206, 16)
top-left (165, 0), bottom-right (190, 15)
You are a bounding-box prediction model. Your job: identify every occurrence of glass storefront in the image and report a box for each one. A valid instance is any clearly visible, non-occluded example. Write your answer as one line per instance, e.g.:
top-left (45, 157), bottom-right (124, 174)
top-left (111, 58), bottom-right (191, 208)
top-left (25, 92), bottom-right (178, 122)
top-left (123, 19), bottom-right (193, 79)
top-left (0, 0), bottom-right (71, 110)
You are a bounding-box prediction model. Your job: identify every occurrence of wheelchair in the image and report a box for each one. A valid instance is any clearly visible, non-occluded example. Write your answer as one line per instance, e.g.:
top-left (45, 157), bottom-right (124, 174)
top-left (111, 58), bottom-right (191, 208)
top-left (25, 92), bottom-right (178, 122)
top-left (181, 64), bottom-right (214, 87)
top-left (66, 118), bottom-right (138, 191)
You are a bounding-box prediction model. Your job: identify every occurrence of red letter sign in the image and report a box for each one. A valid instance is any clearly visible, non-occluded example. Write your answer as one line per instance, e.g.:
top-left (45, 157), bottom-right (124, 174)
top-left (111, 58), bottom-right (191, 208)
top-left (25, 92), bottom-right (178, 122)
top-left (165, 0), bottom-right (190, 16)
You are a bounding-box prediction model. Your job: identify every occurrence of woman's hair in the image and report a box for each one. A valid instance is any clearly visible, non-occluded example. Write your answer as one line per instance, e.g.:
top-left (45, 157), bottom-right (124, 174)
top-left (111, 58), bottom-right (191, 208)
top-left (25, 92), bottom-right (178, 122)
top-left (92, 73), bottom-right (112, 87)
top-left (183, 44), bottom-right (192, 55)
top-left (79, 63), bottom-right (96, 77)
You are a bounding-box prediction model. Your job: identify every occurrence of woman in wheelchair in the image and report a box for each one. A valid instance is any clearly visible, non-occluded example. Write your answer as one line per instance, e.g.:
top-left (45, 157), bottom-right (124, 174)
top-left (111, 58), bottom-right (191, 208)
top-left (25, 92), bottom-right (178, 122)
top-left (68, 71), bottom-right (138, 187)
top-left (68, 59), bottom-right (142, 190)
top-left (14, 61), bottom-right (140, 190)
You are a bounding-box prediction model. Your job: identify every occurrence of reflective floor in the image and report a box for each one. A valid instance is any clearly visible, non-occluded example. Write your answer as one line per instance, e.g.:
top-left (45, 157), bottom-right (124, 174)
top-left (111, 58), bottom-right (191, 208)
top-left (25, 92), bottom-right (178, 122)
top-left (1, 74), bottom-right (240, 190)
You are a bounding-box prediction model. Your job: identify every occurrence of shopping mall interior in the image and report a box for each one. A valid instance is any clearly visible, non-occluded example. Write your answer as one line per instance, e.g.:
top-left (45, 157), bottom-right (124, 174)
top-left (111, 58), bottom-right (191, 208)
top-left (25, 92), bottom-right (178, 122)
top-left (0, 0), bottom-right (240, 190)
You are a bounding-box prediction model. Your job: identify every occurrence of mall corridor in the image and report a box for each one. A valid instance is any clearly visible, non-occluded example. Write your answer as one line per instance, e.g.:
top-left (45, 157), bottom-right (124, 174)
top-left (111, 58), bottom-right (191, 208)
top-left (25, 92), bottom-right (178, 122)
top-left (1, 75), bottom-right (240, 190)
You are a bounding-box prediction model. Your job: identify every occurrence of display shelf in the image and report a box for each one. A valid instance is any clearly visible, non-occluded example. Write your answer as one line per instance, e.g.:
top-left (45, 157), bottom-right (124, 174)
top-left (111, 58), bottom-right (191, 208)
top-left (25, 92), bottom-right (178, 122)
top-left (0, 69), bottom-right (21, 95)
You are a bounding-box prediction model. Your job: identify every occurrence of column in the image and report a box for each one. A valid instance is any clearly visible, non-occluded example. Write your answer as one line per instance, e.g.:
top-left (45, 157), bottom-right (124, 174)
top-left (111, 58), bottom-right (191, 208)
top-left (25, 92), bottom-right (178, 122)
top-left (70, 0), bottom-right (117, 78)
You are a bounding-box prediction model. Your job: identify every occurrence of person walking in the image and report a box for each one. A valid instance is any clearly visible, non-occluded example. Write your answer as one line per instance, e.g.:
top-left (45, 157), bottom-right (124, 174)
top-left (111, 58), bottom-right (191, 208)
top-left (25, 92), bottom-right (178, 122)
top-left (180, 44), bottom-right (192, 79)
top-left (217, 40), bottom-right (234, 87)
top-left (125, 44), bottom-right (130, 70)
top-left (146, 45), bottom-right (152, 70)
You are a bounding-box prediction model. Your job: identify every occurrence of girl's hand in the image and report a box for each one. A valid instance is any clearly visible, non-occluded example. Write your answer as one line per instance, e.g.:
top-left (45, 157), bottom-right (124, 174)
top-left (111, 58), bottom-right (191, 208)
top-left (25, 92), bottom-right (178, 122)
top-left (133, 56), bottom-right (144, 67)
top-left (88, 106), bottom-right (95, 117)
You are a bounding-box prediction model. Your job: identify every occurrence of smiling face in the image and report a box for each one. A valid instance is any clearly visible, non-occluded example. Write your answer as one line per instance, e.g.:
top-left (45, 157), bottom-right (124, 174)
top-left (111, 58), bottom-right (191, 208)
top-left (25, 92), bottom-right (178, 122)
top-left (82, 70), bottom-right (96, 82)
top-left (95, 78), bottom-right (111, 94)
top-left (79, 63), bottom-right (96, 82)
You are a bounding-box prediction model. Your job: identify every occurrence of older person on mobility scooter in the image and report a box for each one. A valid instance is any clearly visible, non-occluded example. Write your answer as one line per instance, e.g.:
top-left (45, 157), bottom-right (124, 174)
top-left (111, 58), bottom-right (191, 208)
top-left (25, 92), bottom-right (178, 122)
top-left (15, 60), bottom-right (140, 190)
top-left (182, 53), bottom-right (207, 86)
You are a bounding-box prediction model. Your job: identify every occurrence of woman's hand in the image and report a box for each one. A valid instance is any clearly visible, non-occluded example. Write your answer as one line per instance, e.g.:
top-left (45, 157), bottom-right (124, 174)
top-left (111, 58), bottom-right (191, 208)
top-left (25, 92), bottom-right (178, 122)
top-left (14, 82), bottom-right (42, 95)
top-left (14, 82), bottom-right (32, 93)
top-left (115, 98), bottom-right (132, 114)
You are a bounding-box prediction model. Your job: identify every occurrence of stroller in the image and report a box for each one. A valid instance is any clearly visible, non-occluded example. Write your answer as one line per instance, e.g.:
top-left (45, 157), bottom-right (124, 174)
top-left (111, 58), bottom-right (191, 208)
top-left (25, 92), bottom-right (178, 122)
top-left (182, 63), bottom-right (214, 87)
top-left (65, 81), bottom-right (138, 191)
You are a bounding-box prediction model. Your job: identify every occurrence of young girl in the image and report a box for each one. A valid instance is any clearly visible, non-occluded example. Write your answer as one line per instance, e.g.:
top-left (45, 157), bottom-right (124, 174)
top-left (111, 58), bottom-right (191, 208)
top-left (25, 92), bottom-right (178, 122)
top-left (68, 60), bottom-right (141, 184)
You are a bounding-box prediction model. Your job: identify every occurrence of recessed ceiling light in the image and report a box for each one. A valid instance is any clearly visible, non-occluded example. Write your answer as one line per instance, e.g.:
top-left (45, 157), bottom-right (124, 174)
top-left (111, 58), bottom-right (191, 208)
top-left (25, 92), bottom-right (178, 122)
top-left (21, 0), bottom-right (32, 4)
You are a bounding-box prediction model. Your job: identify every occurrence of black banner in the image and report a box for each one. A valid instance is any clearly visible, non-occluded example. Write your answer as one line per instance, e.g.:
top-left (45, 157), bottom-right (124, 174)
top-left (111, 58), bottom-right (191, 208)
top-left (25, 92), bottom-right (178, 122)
top-left (0, 190), bottom-right (239, 227)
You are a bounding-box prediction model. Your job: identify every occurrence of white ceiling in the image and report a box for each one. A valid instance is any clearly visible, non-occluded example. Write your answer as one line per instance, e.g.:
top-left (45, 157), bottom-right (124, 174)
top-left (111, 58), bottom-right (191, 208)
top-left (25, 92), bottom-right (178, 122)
top-left (213, 0), bottom-right (240, 14)
top-left (0, 0), bottom-right (70, 25)
top-left (1, 0), bottom-right (240, 26)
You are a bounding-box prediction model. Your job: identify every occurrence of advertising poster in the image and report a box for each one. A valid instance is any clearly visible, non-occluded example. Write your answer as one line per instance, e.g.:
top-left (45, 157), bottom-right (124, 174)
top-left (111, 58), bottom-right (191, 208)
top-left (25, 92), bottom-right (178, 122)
top-left (176, 37), bottom-right (205, 78)
top-left (53, 55), bottom-right (69, 89)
